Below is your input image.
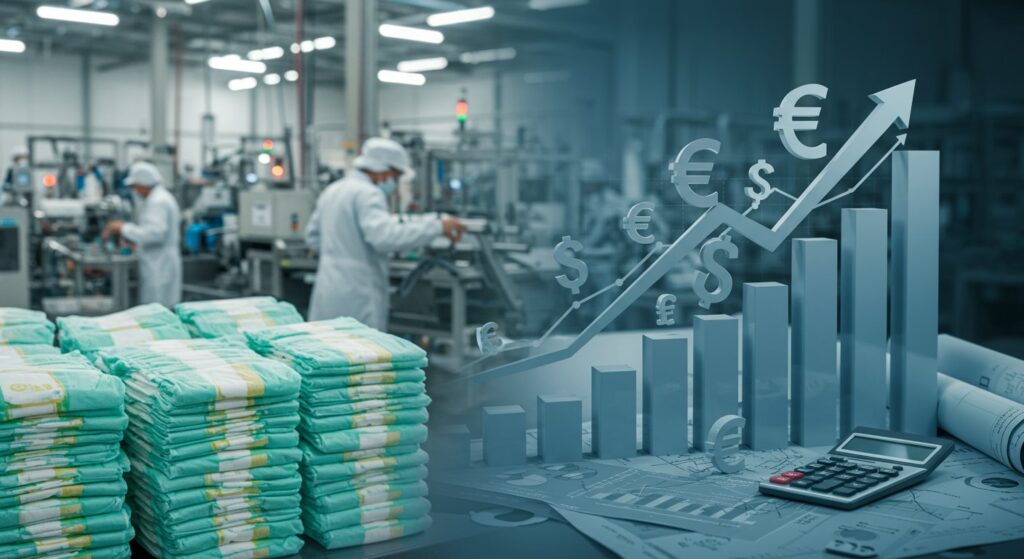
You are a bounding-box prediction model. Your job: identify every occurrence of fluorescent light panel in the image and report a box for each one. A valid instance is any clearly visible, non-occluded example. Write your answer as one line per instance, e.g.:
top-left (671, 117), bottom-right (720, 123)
top-left (377, 70), bottom-right (426, 86)
top-left (0, 39), bottom-right (26, 53)
top-left (378, 24), bottom-right (443, 44)
top-left (185, 0), bottom-right (211, 5)
top-left (263, 73), bottom-right (281, 85)
top-left (228, 77), bottom-right (257, 91)
top-left (208, 55), bottom-right (266, 74)
top-left (427, 6), bottom-right (494, 27)
top-left (36, 6), bottom-right (120, 26)
top-left (313, 36), bottom-right (336, 50)
top-left (284, 70), bottom-right (299, 82)
top-left (396, 57), bottom-right (448, 72)
top-left (248, 46), bottom-right (284, 61)
top-left (459, 47), bottom-right (516, 64)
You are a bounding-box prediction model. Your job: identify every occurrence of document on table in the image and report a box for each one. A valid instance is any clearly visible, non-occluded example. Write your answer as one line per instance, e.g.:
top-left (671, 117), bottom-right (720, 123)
top-left (938, 372), bottom-right (1024, 475)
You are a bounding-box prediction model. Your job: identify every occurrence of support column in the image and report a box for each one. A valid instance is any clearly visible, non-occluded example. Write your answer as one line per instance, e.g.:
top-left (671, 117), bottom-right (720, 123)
top-left (82, 52), bottom-right (92, 162)
top-left (150, 15), bottom-right (169, 152)
top-left (346, 0), bottom-right (379, 149)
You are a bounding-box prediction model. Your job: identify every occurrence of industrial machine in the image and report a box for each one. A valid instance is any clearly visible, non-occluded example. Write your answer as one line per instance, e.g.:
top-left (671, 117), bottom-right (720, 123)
top-left (0, 206), bottom-right (31, 307)
top-left (238, 189), bottom-right (316, 242)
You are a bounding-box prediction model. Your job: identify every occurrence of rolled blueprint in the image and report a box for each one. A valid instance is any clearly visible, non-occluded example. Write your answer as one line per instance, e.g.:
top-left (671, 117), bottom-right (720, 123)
top-left (937, 373), bottom-right (1024, 474)
top-left (938, 334), bottom-right (1024, 405)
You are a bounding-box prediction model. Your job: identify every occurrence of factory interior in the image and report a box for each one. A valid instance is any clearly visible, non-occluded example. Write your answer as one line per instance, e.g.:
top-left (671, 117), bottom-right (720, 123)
top-left (1, 1), bottom-right (1023, 557)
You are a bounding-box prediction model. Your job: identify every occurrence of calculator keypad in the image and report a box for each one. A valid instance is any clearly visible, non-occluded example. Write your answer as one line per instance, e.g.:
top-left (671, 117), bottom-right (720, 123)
top-left (767, 456), bottom-right (903, 498)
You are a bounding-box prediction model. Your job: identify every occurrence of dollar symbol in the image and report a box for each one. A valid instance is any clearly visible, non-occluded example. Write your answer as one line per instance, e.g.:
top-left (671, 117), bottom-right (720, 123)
top-left (621, 202), bottom-right (656, 245)
top-left (745, 159), bottom-right (775, 209)
top-left (554, 235), bottom-right (588, 295)
top-left (773, 83), bottom-right (829, 160)
top-left (693, 236), bottom-right (738, 309)
top-left (655, 294), bottom-right (676, 326)
top-left (669, 138), bottom-right (722, 208)
top-left (476, 322), bottom-right (504, 356)
top-left (707, 415), bottom-right (746, 474)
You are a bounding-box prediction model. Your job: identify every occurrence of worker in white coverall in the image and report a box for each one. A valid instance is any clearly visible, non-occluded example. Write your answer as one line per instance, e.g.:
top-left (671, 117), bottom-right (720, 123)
top-left (101, 161), bottom-right (182, 307)
top-left (306, 137), bottom-right (465, 329)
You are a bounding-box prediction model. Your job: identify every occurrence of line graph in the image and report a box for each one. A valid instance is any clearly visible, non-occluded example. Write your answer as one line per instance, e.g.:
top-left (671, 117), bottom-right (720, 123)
top-left (462, 80), bottom-right (915, 384)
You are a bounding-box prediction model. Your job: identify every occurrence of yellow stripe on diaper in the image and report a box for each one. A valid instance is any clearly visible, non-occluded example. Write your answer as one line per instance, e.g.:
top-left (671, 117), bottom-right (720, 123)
top-left (231, 364), bottom-right (266, 398)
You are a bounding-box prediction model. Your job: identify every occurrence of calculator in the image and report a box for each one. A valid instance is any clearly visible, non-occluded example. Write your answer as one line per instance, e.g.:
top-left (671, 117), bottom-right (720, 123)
top-left (758, 427), bottom-right (955, 510)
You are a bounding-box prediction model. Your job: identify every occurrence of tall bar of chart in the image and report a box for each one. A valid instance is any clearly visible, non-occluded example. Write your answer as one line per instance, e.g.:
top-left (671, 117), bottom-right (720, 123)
top-left (741, 282), bottom-right (789, 450)
top-left (840, 208), bottom-right (889, 434)
top-left (693, 315), bottom-right (739, 451)
top-left (642, 333), bottom-right (688, 455)
top-left (890, 151), bottom-right (940, 436)
top-left (791, 238), bottom-right (839, 446)
top-left (592, 365), bottom-right (637, 458)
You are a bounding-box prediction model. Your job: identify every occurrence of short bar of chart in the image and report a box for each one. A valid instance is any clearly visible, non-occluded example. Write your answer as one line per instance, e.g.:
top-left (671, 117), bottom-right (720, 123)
top-left (592, 365), bottom-right (637, 459)
top-left (693, 315), bottom-right (739, 451)
top-left (537, 395), bottom-right (582, 462)
top-left (642, 333), bottom-right (689, 455)
top-left (890, 150), bottom-right (940, 436)
top-left (791, 238), bottom-right (839, 446)
top-left (741, 282), bottom-right (789, 450)
top-left (482, 405), bottom-right (526, 466)
top-left (840, 208), bottom-right (889, 435)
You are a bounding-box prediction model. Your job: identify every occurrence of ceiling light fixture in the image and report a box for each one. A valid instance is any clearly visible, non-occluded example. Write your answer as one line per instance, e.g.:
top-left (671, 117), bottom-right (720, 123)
top-left (248, 46), bottom-right (284, 61)
top-left (185, 0), bottom-right (212, 5)
top-left (0, 39), bottom-right (26, 54)
top-left (263, 74), bottom-right (281, 85)
top-left (427, 6), bottom-right (495, 27)
top-left (377, 69), bottom-right (426, 86)
top-left (459, 47), bottom-right (516, 64)
top-left (228, 77), bottom-right (258, 91)
top-left (284, 70), bottom-right (299, 82)
top-left (396, 57), bottom-right (448, 73)
top-left (36, 6), bottom-right (120, 26)
top-left (313, 36), bottom-right (336, 50)
top-left (208, 55), bottom-right (266, 74)
top-left (378, 24), bottom-right (443, 44)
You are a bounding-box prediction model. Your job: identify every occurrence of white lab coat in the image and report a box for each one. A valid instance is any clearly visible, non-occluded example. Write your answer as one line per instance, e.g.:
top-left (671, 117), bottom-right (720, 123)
top-left (121, 185), bottom-right (182, 307)
top-left (306, 171), bottom-right (441, 330)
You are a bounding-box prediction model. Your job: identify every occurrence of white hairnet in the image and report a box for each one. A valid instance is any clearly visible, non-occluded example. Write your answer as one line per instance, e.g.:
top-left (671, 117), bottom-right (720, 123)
top-left (123, 161), bottom-right (163, 188)
top-left (11, 146), bottom-right (28, 160)
top-left (354, 137), bottom-right (411, 174)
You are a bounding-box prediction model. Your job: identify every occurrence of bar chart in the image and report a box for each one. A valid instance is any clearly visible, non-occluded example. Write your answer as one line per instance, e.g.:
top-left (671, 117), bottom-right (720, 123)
top-left (467, 148), bottom-right (939, 464)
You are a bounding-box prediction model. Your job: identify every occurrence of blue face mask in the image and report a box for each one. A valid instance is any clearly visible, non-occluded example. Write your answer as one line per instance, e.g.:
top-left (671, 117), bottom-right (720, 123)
top-left (379, 177), bottom-right (397, 196)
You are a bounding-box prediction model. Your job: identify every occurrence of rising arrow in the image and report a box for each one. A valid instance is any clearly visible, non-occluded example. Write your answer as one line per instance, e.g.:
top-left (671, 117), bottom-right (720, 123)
top-left (462, 80), bottom-right (916, 384)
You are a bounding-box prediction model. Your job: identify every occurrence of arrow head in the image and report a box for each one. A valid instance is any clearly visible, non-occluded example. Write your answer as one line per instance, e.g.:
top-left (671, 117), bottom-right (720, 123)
top-left (896, 133), bottom-right (908, 145)
top-left (869, 80), bottom-right (915, 130)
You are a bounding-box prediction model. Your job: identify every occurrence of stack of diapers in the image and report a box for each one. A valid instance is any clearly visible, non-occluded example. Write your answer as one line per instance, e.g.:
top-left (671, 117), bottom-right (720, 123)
top-left (56, 304), bottom-right (189, 362)
top-left (0, 349), bottom-right (132, 559)
top-left (174, 297), bottom-right (304, 341)
top-left (98, 338), bottom-right (304, 559)
top-left (0, 309), bottom-right (55, 347)
top-left (246, 320), bottom-right (432, 549)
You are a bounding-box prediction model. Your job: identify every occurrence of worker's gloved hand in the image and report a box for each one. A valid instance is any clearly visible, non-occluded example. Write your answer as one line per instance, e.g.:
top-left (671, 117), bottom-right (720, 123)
top-left (441, 217), bottom-right (466, 243)
top-left (101, 220), bottom-right (124, 242)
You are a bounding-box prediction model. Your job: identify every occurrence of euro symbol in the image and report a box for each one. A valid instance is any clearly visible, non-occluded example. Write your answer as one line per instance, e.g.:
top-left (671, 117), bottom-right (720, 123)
top-left (476, 322), bottom-right (504, 356)
top-left (707, 414), bottom-right (746, 474)
top-left (773, 83), bottom-right (829, 160)
top-left (669, 138), bottom-right (721, 208)
top-left (621, 202), bottom-right (656, 245)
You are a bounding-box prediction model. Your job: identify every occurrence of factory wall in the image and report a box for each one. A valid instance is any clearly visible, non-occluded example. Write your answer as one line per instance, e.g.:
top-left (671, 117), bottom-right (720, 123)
top-left (0, 52), bottom-right (344, 177)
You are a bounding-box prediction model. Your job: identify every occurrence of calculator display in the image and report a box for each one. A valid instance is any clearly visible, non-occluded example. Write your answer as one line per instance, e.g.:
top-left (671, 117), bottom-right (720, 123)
top-left (837, 434), bottom-right (939, 464)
